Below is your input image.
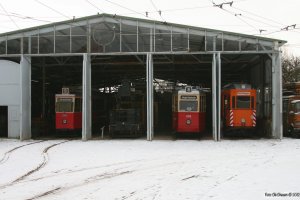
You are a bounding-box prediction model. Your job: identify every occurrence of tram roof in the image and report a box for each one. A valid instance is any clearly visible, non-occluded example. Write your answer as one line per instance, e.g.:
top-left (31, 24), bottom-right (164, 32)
top-left (0, 13), bottom-right (286, 56)
top-left (291, 100), bottom-right (300, 104)
top-left (223, 83), bottom-right (252, 89)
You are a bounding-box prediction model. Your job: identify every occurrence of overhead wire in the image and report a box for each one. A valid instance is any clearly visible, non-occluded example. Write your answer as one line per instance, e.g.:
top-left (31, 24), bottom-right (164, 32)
top-left (0, 0), bottom-right (263, 34)
top-left (0, 0), bottom-right (299, 42)
top-left (34, 0), bottom-right (71, 20)
top-left (210, 0), bottom-right (300, 37)
top-left (98, 0), bottom-right (174, 31)
top-left (116, 4), bottom-right (212, 19)
top-left (0, 0), bottom-right (299, 57)
top-left (237, 14), bottom-right (281, 29)
top-left (225, 9), bottom-right (258, 32)
top-left (149, 5), bottom-right (212, 13)
top-left (85, 0), bottom-right (105, 13)
top-left (101, 0), bottom-right (148, 18)
top-left (0, 12), bottom-right (52, 23)
top-left (225, 1), bottom-right (300, 36)
top-left (229, 5), bottom-right (290, 35)
top-left (32, 0), bottom-right (97, 36)
top-left (148, 0), bottom-right (173, 32)
top-left (254, 29), bottom-right (282, 36)
top-left (210, 0), bottom-right (260, 33)
top-left (256, 26), bottom-right (300, 37)
top-left (149, 0), bottom-right (159, 13)
top-left (149, 0), bottom-right (166, 22)
top-left (0, 2), bottom-right (20, 29)
top-left (231, 5), bottom-right (285, 26)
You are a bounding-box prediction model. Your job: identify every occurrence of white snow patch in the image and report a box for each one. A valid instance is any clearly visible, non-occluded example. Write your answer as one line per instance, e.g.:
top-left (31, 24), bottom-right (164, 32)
top-left (0, 138), bottom-right (300, 200)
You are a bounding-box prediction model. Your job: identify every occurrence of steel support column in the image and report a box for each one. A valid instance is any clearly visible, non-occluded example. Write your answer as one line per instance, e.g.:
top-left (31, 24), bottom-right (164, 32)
top-left (212, 53), bottom-right (221, 141)
top-left (217, 52), bottom-right (221, 141)
top-left (82, 53), bottom-right (92, 140)
top-left (212, 54), bottom-right (217, 141)
top-left (42, 61), bottom-right (46, 119)
top-left (20, 55), bottom-right (31, 140)
top-left (271, 48), bottom-right (282, 139)
top-left (146, 53), bottom-right (154, 141)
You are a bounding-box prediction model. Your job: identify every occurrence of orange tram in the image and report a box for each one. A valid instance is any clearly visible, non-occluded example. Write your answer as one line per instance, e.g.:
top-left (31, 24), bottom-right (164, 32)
top-left (55, 88), bottom-right (82, 131)
top-left (221, 83), bottom-right (256, 134)
top-left (172, 86), bottom-right (206, 135)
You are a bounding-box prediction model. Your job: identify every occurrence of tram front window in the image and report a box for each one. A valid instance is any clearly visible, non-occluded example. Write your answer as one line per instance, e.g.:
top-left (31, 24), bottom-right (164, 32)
top-left (56, 98), bottom-right (74, 112)
top-left (236, 96), bottom-right (250, 109)
top-left (179, 101), bottom-right (198, 111)
top-left (294, 102), bottom-right (300, 113)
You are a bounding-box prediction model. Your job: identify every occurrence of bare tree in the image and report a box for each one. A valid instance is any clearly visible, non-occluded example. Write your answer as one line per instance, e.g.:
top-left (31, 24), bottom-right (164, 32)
top-left (282, 51), bottom-right (300, 84)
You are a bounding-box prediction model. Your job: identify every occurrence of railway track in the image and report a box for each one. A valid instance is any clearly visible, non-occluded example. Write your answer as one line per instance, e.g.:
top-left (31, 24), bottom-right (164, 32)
top-left (0, 140), bottom-right (45, 165)
top-left (0, 140), bottom-right (69, 189)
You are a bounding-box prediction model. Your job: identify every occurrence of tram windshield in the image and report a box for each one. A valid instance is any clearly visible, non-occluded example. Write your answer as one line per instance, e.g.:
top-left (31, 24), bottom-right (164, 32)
top-left (236, 96), bottom-right (250, 109)
top-left (293, 102), bottom-right (300, 113)
top-left (179, 101), bottom-right (198, 111)
top-left (56, 98), bottom-right (74, 112)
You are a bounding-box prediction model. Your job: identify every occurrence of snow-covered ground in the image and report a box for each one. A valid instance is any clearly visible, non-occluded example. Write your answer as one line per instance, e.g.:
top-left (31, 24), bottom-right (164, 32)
top-left (0, 138), bottom-right (300, 200)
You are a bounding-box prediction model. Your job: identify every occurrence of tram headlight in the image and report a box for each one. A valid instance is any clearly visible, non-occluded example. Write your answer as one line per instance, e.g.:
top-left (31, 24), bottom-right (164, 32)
top-left (63, 119), bottom-right (67, 124)
top-left (186, 119), bottom-right (192, 125)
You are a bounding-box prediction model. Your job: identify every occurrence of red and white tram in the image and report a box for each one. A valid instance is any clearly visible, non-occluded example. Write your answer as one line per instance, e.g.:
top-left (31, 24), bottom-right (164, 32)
top-left (55, 88), bottom-right (82, 131)
top-left (172, 86), bottom-right (206, 134)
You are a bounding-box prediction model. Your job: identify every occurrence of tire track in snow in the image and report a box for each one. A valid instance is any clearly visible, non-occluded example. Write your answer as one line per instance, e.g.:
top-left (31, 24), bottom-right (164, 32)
top-left (0, 140), bottom-right (69, 189)
top-left (119, 191), bottom-right (136, 200)
top-left (24, 159), bottom-right (188, 199)
top-left (25, 170), bottom-right (133, 200)
top-left (23, 156), bottom-right (180, 184)
top-left (199, 155), bottom-right (279, 199)
top-left (21, 155), bottom-right (192, 184)
top-left (23, 158), bottom-right (146, 183)
top-left (0, 140), bottom-right (45, 165)
top-left (25, 187), bottom-right (62, 200)
top-left (12, 140), bottom-right (69, 183)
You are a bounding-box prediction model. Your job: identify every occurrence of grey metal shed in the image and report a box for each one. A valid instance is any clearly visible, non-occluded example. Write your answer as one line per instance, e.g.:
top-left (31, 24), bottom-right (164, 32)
top-left (0, 13), bottom-right (286, 141)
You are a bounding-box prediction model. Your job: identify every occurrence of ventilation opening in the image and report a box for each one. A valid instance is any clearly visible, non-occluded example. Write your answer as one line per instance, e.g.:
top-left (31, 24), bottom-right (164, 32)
top-left (0, 106), bottom-right (8, 137)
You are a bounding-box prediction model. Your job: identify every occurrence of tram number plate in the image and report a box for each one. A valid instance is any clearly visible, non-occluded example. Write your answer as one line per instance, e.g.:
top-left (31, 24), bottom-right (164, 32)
top-left (186, 114), bottom-right (191, 118)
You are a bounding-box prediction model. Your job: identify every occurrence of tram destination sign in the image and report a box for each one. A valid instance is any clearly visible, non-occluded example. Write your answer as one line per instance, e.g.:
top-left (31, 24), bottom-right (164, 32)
top-left (237, 92), bottom-right (251, 96)
top-left (181, 95), bottom-right (197, 100)
top-left (57, 98), bottom-right (73, 102)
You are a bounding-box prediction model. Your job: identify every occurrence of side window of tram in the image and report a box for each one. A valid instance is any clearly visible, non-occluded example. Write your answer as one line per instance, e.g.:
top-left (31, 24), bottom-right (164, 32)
top-left (75, 98), bottom-right (82, 112)
top-left (200, 95), bottom-right (206, 112)
top-left (232, 96), bottom-right (236, 109)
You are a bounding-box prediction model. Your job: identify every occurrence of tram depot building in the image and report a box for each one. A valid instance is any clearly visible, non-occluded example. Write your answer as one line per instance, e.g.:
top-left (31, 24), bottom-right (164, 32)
top-left (0, 13), bottom-right (285, 141)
